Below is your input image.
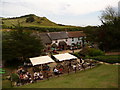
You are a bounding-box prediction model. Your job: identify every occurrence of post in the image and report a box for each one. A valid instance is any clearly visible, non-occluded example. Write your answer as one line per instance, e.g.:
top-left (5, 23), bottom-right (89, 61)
top-left (75, 66), bottom-right (76, 73)
top-left (46, 71), bottom-right (49, 80)
top-left (10, 74), bottom-right (13, 87)
top-left (67, 66), bottom-right (70, 75)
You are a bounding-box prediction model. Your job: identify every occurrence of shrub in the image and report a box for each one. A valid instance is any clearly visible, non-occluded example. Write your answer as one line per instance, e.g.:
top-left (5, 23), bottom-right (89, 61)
top-left (26, 16), bottom-right (35, 22)
top-left (91, 55), bottom-right (120, 64)
top-left (87, 48), bottom-right (105, 56)
top-left (11, 73), bottom-right (19, 82)
top-left (79, 47), bottom-right (105, 57)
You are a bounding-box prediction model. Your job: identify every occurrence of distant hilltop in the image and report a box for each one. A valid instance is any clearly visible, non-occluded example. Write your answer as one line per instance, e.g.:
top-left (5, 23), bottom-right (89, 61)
top-left (1, 14), bottom-right (97, 32)
top-left (2, 14), bottom-right (60, 27)
top-left (1, 14), bottom-right (81, 27)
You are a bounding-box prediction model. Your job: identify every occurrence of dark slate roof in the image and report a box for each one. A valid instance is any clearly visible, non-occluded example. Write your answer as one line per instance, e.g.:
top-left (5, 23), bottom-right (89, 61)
top-left (68, 31), bottom-right (86, 38)
top-left (32, 32), bottom-right (52, 44)
top-left (47, 32), bottom-right (68, 40)
top-left (39, 33), bottom-right (52, 44)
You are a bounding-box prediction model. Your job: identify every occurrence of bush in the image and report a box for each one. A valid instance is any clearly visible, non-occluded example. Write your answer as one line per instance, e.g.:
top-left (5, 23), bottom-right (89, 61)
top-left (87, 48), bottom-right (105, 56)
top-left (79, 47), bottom-right (105, 57)
top-left (11, 73), bottom-right (19, 82)
top-left (91, 55), bottom-right (120, 64)
top-left (26, 16), bottom-right (35, 22)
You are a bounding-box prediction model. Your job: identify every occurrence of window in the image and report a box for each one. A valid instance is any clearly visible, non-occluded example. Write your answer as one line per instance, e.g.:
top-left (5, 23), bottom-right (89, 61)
top-left (78, 37), bottom-right (82, 40)
top-left (66, 39), bottom-right (68, 42)
top-left (72, 38), bottom-right (74, 41)
top-left (55, 40), bottom-right (57, 43)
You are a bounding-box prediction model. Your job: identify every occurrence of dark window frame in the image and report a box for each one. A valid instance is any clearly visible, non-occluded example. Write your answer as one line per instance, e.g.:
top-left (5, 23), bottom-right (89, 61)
top-left (55, 40), bottom-right (58, 43)
top-left (72, 37), bottom-right (74, 41)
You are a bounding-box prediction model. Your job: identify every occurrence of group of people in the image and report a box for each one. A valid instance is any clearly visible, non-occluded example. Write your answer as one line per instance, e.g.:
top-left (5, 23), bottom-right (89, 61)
top-left (17, 67), bottom-right (33, 85)
top-left (33, 72), bottom-right (43, 81)
top-left (53, 64), bottom-right (64, 75)
top-left (13, 58), bottom-right (95, 86)
top-left (52, 61), bottom-right (84, 75)
top-left (16, 67), bottom-right (45, 86)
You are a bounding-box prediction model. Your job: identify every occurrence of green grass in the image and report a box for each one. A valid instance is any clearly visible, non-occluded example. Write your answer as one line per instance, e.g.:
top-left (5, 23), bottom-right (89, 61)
top-left (11, 64), bottom-right (118, 88)
top-left (2, 80), bottom-right (12, 88)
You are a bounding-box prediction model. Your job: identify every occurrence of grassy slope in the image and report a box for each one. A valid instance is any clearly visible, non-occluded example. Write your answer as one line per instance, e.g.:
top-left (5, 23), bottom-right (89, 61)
top-left (2, 14), bottom-right (77, 29)
top-left (3, 16), bottom-right (57, 26)
top-left (15, 64), bottom-right (118, 88)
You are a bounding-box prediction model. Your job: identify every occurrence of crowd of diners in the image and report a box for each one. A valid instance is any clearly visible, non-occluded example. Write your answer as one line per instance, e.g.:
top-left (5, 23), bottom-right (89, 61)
top-left (13, 58), bottom-right (96, 86)
top-left (17, 67), bottom-right (33, 85)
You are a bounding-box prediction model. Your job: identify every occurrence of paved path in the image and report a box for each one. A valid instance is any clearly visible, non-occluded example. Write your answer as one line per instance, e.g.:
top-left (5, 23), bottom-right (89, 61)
top-left (105, 52), bottom-right (120, 55)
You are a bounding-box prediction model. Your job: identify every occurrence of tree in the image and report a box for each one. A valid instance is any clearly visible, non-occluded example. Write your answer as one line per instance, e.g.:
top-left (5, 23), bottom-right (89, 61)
top-left (26, 16), bottom-right (35, 22)
top-left (98, 6), bottom-right (120, 51)
top-left (83, 26), bottom-right (99, 43)
top-left (2, 22), bottom-right (44, 66)
top-left (100, 6), bottom-right (118, 23)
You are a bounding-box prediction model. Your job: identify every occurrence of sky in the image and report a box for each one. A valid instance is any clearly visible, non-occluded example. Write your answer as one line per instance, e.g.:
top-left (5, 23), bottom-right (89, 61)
top-left (0, 0), bottom-right (119, 26)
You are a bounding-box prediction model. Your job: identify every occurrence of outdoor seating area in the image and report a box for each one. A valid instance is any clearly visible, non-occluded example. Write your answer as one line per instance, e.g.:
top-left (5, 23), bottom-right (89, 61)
top-left (10, 53), bottom-right (97, 87)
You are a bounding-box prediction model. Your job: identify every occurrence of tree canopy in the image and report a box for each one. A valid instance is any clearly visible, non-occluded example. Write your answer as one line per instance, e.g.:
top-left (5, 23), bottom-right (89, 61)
top-left (98, 6), bottom-right (120, 51)
top-left (26, 16), bottom-right (35, 22)
top-left (2, 22), bottom-right (44, 66)
top-left (83, 6), bottom-right (120, 52)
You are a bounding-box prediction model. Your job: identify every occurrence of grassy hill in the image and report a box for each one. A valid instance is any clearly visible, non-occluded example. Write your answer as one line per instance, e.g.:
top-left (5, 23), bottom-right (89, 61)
top-left (2, 14), bottom-right (80, 31)
top-left (2, 14), bottom-right (58, 27)
top-left (2, 64), bottom-right (118, 88)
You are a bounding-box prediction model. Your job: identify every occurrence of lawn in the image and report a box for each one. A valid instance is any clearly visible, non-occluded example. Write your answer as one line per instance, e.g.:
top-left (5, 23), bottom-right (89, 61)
top-left (11, 64), bottom-right (119, 88)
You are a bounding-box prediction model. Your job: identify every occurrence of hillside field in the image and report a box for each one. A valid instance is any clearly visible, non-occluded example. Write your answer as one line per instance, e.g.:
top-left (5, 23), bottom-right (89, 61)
top-left (2, 14), bottom-right (80, 30)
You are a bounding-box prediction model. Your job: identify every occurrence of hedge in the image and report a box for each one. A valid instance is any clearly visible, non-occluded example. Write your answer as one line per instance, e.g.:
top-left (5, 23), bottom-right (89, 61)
top-left (90, 55), bottom-right (120, 64)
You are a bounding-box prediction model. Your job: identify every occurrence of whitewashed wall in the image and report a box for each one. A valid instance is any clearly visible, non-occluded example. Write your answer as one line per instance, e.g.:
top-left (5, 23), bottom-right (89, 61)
top-left (51, 37), bottom-right (85, 46)
top-left (67, 37), bottom-right (83, 46)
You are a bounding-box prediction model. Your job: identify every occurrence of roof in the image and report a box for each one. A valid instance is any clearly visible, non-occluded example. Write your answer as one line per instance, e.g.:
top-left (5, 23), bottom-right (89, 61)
top-left (68, 31), bottom-right (86, 38)
top-left (30, 56), bottom-right (55, 66)
top-left (39, 33), bottom-right (52, 44)
top-left (31, 32), bottom-right (52, 44)
top-left (47, 32), bottom-right (68, 40)
top-left (53, 53), bottom-right (78, 61)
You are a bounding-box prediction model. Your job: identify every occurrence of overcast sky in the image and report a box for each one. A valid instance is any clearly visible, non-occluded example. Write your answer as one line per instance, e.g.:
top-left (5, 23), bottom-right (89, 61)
top-left (0, 0), bottom-right (119, 26)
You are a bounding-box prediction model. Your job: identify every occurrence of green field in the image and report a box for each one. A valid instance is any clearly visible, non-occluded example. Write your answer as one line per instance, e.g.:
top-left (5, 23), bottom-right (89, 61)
top-left (9, 64), bottom-right (118, 88)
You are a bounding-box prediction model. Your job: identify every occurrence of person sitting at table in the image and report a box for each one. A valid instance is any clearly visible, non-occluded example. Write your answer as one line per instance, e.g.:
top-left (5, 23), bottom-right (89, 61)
top-left (46, 64), bottom-right (50, 71)
top-left (17, 67), bottom-right (23, 75)
top-left (53, 67), bottom-right (59, 75)
top-left (39, 73), bottom-right (44, 80)
top-left (19, 74), bottom-right (24, 85)
top-left (34, 72), bottom-right (39, 81)
top-left (23, 74), bottom-right (29, 83)
top-left (59, 68), bottom-right (63, 74)
top-left (72, 64), bottom-right (77, 71)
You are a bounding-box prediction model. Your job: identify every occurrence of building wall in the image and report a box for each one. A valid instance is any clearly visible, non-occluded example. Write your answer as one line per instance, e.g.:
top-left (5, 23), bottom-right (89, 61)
top-left (51, 37), bottom-right (86, 46)
top-left (67, 37), bottom-right (84, 46)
